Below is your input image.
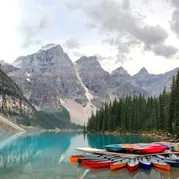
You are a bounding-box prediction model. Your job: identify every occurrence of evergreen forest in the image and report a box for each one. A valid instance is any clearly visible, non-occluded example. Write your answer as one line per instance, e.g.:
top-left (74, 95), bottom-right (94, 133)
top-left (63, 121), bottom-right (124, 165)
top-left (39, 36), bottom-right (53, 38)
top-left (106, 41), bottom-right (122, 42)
top-left (87, 71), bottom-right (179, 138)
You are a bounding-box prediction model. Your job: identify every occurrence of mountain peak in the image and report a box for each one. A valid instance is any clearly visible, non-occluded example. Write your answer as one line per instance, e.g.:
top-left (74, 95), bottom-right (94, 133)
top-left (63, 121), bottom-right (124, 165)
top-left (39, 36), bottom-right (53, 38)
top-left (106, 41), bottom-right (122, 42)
top-left (76, 56), bottom-right (101, 67)
top-left (40, 43), bottom-right (57, 51)
top-left (111, 66), bottom-right (129, 75)
top-left (138, 67), bottom-right (148, 74)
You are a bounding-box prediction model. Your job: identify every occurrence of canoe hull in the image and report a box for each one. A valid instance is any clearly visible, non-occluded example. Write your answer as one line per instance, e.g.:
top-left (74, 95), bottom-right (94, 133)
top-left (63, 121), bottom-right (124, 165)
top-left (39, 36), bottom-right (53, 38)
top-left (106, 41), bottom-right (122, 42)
top-left (82, 160), bottom-right (105, 166)
top-left (110, 163), bottom-right (127, 170)
top-left (105, 144), bottom-right (126, 152)
top-left (139, 162), bottom-right (151, 169)
top-left (127, 164), bottom-right (139, 171)
top-left (152, 163), bottom-right (170, 171)
top-left (139, 147), bottom-right (166, 154)
top-left (90, 161), bottom-right (113, 168)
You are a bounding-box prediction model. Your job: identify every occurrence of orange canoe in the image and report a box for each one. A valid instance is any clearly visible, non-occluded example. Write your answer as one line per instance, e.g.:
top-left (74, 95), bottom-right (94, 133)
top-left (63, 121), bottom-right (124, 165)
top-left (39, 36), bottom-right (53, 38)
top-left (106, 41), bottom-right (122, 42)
top-left (110, 163), bottom-right (127, 170)
top-left (151, 157), bottom-right (170, 171)
top-left (152, 163), bottom-right (170, 171)
top-left (110, 158), bottom-right (128, 171)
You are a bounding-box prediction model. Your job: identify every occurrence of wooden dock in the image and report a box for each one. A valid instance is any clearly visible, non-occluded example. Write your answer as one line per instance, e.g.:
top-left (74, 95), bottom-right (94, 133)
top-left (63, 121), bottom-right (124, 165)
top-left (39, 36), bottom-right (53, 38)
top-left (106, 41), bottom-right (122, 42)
top-left (75, 147), bottom-right (179, 158)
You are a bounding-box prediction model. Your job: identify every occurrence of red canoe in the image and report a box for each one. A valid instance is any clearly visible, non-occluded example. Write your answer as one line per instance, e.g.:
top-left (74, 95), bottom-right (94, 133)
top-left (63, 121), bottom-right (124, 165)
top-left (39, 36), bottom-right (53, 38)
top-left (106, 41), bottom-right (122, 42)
top-left (127, 159), bottom-right (139, 171)
top-left (90, 161), bottom-right (114, 168)
top-left (82, 159), bottom-right (106, 166)
top-left (138, 144), bottom-right (166, 154)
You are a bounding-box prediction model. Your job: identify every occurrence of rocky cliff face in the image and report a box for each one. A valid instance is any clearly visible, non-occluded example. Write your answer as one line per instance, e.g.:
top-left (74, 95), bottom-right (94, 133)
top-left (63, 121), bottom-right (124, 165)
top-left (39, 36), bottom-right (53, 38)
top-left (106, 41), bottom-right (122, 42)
top-left (10, 45), bottom-right (87, 109)
top-left (111, 67), bottom-right (148, 97)
top-left (76, 56), bottom-right (111, 107)
top-left (2, 44), bottom-right (179, 124)
top-left (0, 66), bottom-right (36, 128)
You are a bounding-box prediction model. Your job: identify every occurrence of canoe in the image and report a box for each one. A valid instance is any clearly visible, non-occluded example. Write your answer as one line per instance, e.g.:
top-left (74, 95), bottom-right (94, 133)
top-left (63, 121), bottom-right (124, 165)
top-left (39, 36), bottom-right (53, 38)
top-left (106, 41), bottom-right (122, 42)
top-left (105, 143), bottom-right (166, 154)
top-left (78, 155), bottom-right (109, 164)
top-left (137, 144), bottom-right (166, 154)
top-left (90, 160), bottom-right (115, 168)
top-left (154, 142), bottom-right (171, 149)
top-left (110, 158), bottom-right (128, 170)
top-left (90, 157), bottom-right (122, 168)
top-left (127, 158), bottom-right (139, 171)
top-left (70, 155), bottom-right (84, 162)
top-left (151, 157), bottom-right (170, 171)
top-left (157, 154), bottom-right (179, 167)
top-left (169, 154), bottom-right (179, 160)
top-left (82, 156), bottom-right (122, 166)
top-left (104, 144), bottom-right (127, 152)
top-left (82, 159), bottom-right (105, 166)
top-left (139, 157), bottom-right (151, 169)
top-left (164, 158), bottom-right (179, 167)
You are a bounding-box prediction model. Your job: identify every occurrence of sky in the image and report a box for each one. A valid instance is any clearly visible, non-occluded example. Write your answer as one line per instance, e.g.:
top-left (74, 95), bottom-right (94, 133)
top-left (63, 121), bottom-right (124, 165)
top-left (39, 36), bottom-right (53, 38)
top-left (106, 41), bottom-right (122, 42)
top-left (1, 0), bottom-right (179, 75)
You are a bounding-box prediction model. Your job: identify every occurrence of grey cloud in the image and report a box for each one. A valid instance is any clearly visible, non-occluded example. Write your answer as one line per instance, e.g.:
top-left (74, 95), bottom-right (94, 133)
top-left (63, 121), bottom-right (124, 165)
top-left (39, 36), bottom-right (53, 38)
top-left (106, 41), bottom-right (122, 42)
top-left (152, 44), bottom-right (178, 57)
top-left (88, 0), bottom-right (168, 47)
top-left (171, 9), bottom-right (179, 36)
top-left (170, 0), bottom-right (179, 36)
top-left (66, 0), bottom-right (169, 58)
top-left (134, 25), bottom-right (168, 48)
top-left (122, 0), bottom-right (130, 10)
top-left (63, 39), bottom-right (81, 49)
top-left (94, 54), bottom-right (113, 61)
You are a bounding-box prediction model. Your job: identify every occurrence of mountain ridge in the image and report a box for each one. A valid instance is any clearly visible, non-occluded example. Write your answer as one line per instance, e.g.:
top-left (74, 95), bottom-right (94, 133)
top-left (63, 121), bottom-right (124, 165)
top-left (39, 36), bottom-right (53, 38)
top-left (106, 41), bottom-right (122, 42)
top-left (1, 44), bottom-right (178, 124)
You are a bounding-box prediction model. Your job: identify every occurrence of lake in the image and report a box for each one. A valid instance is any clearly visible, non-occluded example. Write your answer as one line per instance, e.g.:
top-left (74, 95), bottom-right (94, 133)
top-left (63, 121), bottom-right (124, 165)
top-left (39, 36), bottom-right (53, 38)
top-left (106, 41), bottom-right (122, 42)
top-left (0, 132), bottom-right (178, 179)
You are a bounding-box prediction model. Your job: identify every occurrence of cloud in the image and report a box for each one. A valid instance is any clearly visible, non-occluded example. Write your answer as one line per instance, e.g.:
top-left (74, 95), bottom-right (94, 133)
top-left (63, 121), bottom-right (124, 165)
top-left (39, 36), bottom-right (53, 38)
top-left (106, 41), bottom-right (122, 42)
top-left (170, 0), bottom-right (179, 36)
top-left (152, 44), bottom-right (178, 57)
top-left (73, 51), bottom-right (84, 58)
top-left (171, 0), bottom-right (179, 8)
top-left (94, 53), bottom-right (113, 61)
top-left (63, 39), bottom-right (81, 49)
top-left (65, 0), bottom-right (171, 59)
top-left (171, 9), bottom-right (179, 36)
top-left (19, 0), bottom-right (56, 48)
top-left (122, 0), bottom-right (130, 10)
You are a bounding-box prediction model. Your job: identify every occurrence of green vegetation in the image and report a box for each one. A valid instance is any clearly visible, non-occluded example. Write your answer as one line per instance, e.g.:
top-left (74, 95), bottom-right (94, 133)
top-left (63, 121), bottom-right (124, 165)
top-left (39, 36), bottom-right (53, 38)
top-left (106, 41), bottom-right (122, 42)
top-left (87, 71), bottom-right (179, 138)
top-left (35, 107), bottom-right (82, 129)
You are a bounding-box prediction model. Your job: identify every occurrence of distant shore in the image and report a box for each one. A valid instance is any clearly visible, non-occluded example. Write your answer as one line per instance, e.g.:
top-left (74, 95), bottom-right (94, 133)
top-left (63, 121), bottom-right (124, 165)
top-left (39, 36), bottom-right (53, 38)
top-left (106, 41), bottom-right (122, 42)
top-left (87, 131), bottom-right (179, 142)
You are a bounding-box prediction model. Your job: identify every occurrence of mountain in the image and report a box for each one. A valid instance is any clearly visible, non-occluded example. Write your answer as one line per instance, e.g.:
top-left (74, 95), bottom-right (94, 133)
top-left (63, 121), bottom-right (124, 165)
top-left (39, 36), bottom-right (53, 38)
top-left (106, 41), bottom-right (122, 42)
top-left (0, 60), bottom-right (19, 74)
top-left (10, 45), bottom-right (87, 108)
top-left (133, 67), bottom-right (179, 96)
top-left (76, 56), bottom-right (111, 107)
top-left (3, 44), bottom-right (179, 125)
top-left (0, 65), bottom-right (36, 131)
top-left (8, 45), bottom-right (91, 124)
top-left (111, 67), bottom-right (148, 97)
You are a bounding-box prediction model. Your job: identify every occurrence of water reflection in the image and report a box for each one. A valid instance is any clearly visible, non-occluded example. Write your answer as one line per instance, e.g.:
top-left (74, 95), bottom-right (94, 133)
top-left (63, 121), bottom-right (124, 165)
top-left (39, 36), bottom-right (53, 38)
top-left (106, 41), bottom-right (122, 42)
top-left (0, 132), bottom-right (178, 179)
top-left (87, 134), bottom-right (156, 149)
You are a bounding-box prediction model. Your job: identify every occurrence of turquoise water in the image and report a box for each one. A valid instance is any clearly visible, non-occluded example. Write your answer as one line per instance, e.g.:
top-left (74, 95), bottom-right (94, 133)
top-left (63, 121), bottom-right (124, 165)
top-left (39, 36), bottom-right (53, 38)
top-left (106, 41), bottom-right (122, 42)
top-left (0, 132), bottom-right (178, 179)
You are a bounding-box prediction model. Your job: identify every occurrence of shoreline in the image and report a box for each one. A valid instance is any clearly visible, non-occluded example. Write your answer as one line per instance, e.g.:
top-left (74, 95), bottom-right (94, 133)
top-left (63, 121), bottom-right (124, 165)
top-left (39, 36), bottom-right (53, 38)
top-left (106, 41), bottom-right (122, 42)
top-left (87, 131), bottom-right (178, 142)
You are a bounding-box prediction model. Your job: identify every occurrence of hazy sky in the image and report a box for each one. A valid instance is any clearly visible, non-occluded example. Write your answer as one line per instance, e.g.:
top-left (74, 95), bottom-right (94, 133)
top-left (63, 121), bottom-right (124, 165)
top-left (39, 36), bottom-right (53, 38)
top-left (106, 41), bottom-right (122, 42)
top-left (1, 0), bottom-right (179, 74)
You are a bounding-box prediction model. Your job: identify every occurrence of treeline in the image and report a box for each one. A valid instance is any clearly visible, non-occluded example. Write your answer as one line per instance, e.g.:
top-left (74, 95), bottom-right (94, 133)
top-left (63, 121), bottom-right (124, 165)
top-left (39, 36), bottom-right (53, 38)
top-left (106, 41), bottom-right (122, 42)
top-left (87, 72), bottom-right (179, 138)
